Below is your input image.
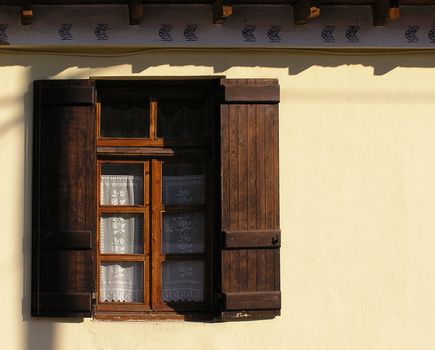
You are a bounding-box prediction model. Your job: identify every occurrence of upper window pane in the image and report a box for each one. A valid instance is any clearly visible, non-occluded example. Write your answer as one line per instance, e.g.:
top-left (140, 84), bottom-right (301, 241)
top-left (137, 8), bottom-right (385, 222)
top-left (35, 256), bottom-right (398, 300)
top-left (157, 99), bottom-right (207, 139)
top-left (100, 103), bottom-right (150, 138)
top-left (100, 163), bottom-right (144, 206)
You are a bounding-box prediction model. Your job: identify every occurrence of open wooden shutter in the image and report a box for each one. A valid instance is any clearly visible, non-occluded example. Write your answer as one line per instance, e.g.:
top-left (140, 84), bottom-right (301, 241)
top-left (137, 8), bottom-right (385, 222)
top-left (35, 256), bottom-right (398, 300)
top-left (32, 80), bottom-right (96, 317)
top-left (219, 79), bottom-right (281, 321)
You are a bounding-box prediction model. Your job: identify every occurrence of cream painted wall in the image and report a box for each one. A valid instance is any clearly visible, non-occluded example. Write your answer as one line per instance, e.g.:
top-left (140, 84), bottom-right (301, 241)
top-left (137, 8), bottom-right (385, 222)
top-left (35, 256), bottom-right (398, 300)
top-left (1, 49), bottom-right (435, 350)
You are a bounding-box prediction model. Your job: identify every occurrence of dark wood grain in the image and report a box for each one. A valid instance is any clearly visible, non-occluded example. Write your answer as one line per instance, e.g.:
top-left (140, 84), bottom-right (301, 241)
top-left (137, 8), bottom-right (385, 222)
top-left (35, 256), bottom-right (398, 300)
top-left (129, 0), bottom-right (143, 24)
top-left (212, 0), bottom-right (232, 23)
top-left (293, 0), bottom-right (310, 24)
top-left (32, 80), bottom-right (96, 317)
top-left (223, 230), bottom-right (280, 248)
top-left (372, 0), bottom-right (389, 26)
top-left (38, 231), bottom-right (92, 249)
top-left (219, 79), bottom-right (280, 320)
top-left (222, 84), bottom-right (279, 104)
top-left (224, 291), bottom-right (281, 310)
top-left (220, 310), bottom-right (280, 322)
top-left (35, 293), bottom-right (91, 313)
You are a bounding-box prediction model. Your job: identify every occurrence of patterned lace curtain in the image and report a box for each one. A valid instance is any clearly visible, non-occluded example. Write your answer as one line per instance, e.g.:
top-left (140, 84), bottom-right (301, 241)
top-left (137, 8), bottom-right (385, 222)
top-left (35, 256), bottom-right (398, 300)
top-left (99, 166), bottom-right (205, 303)
top-left (162, 260), bottom-right (204, 303)
top-left (99, 170), bottom-right (144, 303)
top-left (161, 171), bottom-right (205, 303)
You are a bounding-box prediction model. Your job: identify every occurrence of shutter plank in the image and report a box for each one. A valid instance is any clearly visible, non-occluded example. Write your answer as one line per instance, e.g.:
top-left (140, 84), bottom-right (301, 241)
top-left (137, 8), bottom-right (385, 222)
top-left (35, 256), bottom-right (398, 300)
top-left (38, 231), bottom-right (92, 249)
top-left (36, 293), bottom-right (91, 313)
top-left (40, 86), bottom-right (95, 105)
top-left (220, 79), bottom-right (280, 321)
top-left (224, 291), bottom-right (281, 310)
top-left (221, 310), bottom-right (280, 321)
top-left (223, 229), bottom-right (281, 248)
top-left (32, 80), bottom-right (95, 318)
top-left (223, 85), bottom-right (279, 103)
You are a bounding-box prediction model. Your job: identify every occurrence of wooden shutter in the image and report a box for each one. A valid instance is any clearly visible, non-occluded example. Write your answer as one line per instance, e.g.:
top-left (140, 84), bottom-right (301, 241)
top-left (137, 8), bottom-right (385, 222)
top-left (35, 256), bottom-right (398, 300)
top-left (219, 79), bottom-right (281, 321)
top-left (32, 80), bottom-right (96, 317)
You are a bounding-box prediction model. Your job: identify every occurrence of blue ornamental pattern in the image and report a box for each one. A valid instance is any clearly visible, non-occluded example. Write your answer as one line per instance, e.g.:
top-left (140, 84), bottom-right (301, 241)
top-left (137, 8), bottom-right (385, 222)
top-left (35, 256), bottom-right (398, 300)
top-left (242, 25), bottom-right (256, 42)
top-left (267, 25), bottom-right (281, 42)
top-left (321, 25), bottom-right (335, 42)
top-left (405, 26), bottom-right (419, 42)
top-left (95, 24), bottom-right (109, 40)
top-left (184, 24), bottom-right (198, 41)
top-left (59, 24), bottom-right (73, 40)
top-left (429, 26), bottom-right (435, 43)
top-left (345, 26), bottom-right (359, 42)
top-left (0, 24), bottom-right (8, 42)
top-left (159, 24), bottom-right (173, 41)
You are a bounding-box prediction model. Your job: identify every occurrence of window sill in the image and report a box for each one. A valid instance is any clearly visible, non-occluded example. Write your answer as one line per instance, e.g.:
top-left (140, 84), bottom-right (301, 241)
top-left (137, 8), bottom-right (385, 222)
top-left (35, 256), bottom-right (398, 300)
top-left (93, 311), bottom-right (216, 322)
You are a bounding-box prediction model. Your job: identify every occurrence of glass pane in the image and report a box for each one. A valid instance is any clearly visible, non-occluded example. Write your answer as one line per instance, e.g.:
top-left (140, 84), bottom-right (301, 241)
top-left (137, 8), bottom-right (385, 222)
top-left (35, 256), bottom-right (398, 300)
top-left (162, 163), bottom-right (205, 206)
top-left (157, 99), bottom-right (207, 139)
top-left (100, 213), bottom-right (144, 254)
top-left (100, 262), bottom-right (144, 303)
top-left (100, 163), bottom-right (143, 206)
top-left (100, 103), bottom-right (150, 138)
top-left (162, 260), bottom-right (204, 303)
top-left (162, 212), bottom-right (204, 254)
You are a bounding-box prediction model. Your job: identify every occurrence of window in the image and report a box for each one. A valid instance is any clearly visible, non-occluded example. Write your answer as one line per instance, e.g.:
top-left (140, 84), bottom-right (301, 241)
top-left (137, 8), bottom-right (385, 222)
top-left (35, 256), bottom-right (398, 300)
top-left (32, 78), bottom-right (281, 321)
top-left (95, 82), bottom-right (215, 315)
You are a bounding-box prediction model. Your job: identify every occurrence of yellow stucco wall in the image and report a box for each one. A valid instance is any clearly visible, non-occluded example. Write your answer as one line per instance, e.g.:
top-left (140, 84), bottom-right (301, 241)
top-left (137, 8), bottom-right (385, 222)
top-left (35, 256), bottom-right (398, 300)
top-left (1, 49), bottom-right (435, 350)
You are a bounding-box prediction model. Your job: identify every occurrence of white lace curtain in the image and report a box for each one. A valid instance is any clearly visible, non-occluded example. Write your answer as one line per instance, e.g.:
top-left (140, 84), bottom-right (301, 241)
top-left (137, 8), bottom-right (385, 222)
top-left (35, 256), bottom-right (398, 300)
top-left (99, 171), bottom-right (205, 303)
top-left (100, 171), bottom-right (144, 302)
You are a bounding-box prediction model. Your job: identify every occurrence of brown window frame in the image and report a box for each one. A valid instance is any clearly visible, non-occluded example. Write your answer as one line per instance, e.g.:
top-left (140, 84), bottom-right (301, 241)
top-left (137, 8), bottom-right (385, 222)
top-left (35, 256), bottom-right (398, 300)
top-left (94, 80), bottom-right (218, 318)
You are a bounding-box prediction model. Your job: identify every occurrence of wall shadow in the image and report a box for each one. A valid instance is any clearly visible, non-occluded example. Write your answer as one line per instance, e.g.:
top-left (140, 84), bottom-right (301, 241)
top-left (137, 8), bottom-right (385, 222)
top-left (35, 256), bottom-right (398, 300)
top-left (2, 48), bottom-right (435, 78)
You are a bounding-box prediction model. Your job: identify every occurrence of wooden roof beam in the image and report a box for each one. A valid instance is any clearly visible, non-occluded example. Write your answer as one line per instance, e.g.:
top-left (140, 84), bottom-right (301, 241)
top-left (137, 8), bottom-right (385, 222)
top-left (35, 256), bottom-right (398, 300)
top-left (294, 1), bottom-right (319, 25)
top-left (389, 0), bottom-right (400, 20)
top-left (372, 0), bottom-right (400, 26)
top-left (129, 0), bottom-right (143, 25)
top-left (293, 0), bottom-right (310, 25)
top-left (213, 0), bottom-right (232, 24)
top-left (372, 0), bottom-right (388, 26)
top-left (20, 0), bottom-right (33, 25)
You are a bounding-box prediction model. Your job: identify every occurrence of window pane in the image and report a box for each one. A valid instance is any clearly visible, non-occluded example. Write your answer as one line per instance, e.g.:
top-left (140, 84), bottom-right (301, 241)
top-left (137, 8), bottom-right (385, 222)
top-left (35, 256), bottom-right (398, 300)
top-left (100, 163), bottom-right (143, 205)
top-left (162, 163), bottom-right (205, 206)
top-left (157, 99), bottom-right (207, 139)
top-left (162, 212), bottom-right (204, 254)
top-left (100, 213), bottom-right (144, 254)
top-left (100, 103), bottom-right (150, 138)
top-left (100, 262), bottom-right (144, 303)
top-left (162, 260), bottom-right (204, 303)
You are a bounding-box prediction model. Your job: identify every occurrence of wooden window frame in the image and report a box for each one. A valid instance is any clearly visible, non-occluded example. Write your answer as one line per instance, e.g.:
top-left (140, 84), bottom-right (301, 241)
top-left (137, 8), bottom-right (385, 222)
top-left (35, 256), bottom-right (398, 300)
top-left (94, 80), bottom-right (218, 318)
top-left (96, 159), bottom-right (151, 312)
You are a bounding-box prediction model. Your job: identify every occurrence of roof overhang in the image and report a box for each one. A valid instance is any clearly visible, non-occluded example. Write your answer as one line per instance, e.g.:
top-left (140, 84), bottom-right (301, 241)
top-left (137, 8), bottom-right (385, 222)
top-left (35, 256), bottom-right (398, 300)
top-left (3, 0), bottom-right (435, 26)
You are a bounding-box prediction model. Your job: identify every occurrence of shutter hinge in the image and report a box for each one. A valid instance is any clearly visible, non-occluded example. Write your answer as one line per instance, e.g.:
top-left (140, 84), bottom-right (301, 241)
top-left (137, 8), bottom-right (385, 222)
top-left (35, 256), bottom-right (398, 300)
top-left (91, 292), bottom-right (97, 301)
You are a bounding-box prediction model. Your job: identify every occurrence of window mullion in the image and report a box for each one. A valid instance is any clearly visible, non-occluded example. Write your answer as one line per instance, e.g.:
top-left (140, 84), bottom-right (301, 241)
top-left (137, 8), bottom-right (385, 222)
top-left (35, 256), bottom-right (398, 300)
top-left (150, 98), bottom-right (157, 141)
top-left (151, 158), bottom-right (163, 310)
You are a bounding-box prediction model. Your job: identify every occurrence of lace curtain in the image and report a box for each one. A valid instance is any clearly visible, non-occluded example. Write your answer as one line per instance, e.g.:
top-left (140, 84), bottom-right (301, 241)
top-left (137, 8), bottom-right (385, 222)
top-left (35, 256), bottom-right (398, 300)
top-left (100, 173), bottom-right (143, 206)
top-left (161, 172), bottom-right (205, 302)
top-left (99, 169), bottom-right (205, 303)
top-left (162, 261), bottom-right (204, 302)
top-left (100, 171), bottom-right (144, 302)
top-left (100, 262), bottom-right (144, 303)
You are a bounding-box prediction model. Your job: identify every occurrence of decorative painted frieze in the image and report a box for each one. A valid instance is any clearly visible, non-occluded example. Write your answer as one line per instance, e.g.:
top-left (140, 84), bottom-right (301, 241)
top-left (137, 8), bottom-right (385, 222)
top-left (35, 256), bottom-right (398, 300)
top-left (0, 5), bottom-right (434, 48)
